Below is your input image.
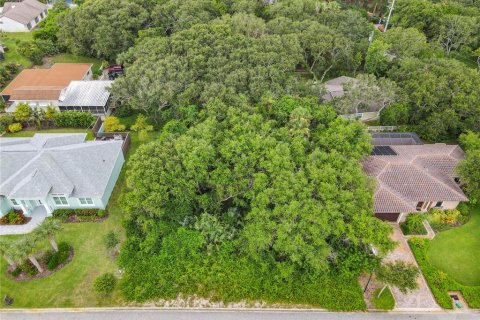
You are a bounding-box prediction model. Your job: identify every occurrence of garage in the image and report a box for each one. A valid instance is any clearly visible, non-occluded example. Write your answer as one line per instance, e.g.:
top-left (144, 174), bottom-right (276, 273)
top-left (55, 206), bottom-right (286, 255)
top-left (375, 212), bottom-right (400, 222)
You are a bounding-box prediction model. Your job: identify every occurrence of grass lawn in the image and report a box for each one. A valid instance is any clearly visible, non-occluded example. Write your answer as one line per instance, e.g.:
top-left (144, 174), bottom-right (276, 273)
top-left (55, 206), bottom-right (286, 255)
top-left (0, 131), bottom-right (160, 308)
top-left (3, 128), bottom-right (95, 141)
top-left (0, 32), bottom-right (34, 68)
top-left (427, 206), bottom-right (480, 286)
top-left (372, 287), bottom-right (395, 310)
top-left (51, 54), bottom-right (103, 78)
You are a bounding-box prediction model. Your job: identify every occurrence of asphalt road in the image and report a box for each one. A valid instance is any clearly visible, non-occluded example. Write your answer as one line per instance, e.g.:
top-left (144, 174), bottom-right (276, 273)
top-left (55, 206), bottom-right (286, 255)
top-left (1, 309), bottom-right (479, 320)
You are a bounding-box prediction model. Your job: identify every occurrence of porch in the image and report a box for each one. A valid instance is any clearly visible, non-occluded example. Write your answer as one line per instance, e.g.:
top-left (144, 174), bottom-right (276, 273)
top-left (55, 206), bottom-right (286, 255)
top-left (0, 206), bottom-right (48, 235)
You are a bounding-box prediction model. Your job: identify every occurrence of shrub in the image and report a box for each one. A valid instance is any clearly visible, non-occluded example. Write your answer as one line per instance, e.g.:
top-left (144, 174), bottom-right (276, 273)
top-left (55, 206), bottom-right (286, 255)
top-left (11, 267), bottom-right (22, 277)
top-left (21, 261), bottom-right (38, 277)
top-left (104, 116), bottom-right (125, 132)
top-left (0, 114), bottom-right (14, 127)
top-left (428, 209), bottom-right (461, 231)
top-left (98, 209), bottom-right (106, 218)
top-left (94, 273), bottom-right (117, 296)
top-left (0, 210), bottom-right (27, 225)
top-left (104, 231), bottom-right (120, 251)
top-left (46, 242), bottom-right (71, 270)
top-left (53, 111), bottom-right (95, 128)
top-left (400, 213), bottom-right (426, 235)
top-left (7, 123), bottom-right (22, 133)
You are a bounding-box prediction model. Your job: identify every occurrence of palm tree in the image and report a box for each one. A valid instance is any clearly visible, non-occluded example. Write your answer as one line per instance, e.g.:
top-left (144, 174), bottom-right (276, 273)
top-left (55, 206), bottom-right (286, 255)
top-left (15, 236), bottom-right (43, 274)
top-left (35, 218), bottom-right (61, 252)
top-left (0, 238), bottom-right (16, 268)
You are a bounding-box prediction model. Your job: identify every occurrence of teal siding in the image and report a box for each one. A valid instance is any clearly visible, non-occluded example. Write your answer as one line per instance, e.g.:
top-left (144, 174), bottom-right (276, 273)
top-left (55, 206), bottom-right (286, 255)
top-left (100, 149), bottom-right (125, 208)
top-left (0, 197), bottom-right (12, 216)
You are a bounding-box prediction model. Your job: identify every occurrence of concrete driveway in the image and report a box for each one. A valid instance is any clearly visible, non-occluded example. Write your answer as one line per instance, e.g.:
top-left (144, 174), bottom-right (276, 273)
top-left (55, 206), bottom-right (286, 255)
top-left (0, 206), bottom-right (47, 235)
top-left (385, 225), bottom-right (441, 311)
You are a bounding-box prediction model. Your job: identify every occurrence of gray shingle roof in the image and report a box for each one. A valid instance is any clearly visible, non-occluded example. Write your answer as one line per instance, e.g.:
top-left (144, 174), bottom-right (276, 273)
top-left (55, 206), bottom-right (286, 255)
top-left (1, 0), bottom-right (47, 25)
top-left (363, 144), bottom-right (468, 214)
top-left (0, 133), bottom-right (123, 198)
top-left (59, 81), bottom-right (113, 107)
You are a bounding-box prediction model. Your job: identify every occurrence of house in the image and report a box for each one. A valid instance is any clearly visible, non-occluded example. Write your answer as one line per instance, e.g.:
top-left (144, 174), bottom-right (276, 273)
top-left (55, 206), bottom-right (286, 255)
top-left (0, 133), bottom-right (125, 217)
top-left (0, 0), bottom-right (48, 32)
top-left (1, 63), bottom-right (92, 112)
top-left (321, 76), bottom-right (381, 122)
top-left (363, 133), bottom-right (468, 223)
top-left (58, 80), bottom-right (114, 116)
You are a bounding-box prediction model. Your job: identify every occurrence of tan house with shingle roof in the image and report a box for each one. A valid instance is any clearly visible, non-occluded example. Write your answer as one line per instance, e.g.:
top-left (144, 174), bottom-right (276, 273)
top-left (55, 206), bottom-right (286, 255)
top-left (363, 143), bottom-right (468, 223)
top-left (0, 0), bottom-right (48, 32)
top-left (1, 63), bottom-right (92, 112)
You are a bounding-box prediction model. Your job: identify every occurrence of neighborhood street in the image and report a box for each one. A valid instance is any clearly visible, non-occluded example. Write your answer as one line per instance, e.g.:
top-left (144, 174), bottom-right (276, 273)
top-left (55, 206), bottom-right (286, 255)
top-left (1, 309), bottom-right (479, 320)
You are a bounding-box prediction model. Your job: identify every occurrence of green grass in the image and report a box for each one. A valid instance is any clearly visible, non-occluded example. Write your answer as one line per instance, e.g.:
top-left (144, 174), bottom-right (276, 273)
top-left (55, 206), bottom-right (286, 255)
top-left (0, 32), bottom-right (34, 67)
top-left (0, 131), bottom-right (160, 308)
top-left (372, 287), bottom-right (395, 310)
top-left (427, 206), bottom-right (480, 286)
top-left (51, 54), bottom-right (103, 78)
top-left (3, 128), bottom-right (95, 141)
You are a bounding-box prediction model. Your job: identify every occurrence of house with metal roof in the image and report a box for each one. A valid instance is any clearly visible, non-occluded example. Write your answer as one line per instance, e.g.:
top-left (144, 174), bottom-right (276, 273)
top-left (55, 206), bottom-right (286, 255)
top-left (363, 136), bottom-right (468, 223)
top-left (0, 0), bottom-right (48, 32)
top-left (1, 63), bottom-right (92, 112)
top-left (0, 133), bottom-right (124, 217)
top-left (59, 80), bottom-right (114, 116)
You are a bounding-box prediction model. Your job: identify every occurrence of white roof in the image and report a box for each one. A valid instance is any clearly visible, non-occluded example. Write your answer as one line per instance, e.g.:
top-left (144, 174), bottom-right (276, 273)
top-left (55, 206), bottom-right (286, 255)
top-left (59, 81), bottom-right (113, 107)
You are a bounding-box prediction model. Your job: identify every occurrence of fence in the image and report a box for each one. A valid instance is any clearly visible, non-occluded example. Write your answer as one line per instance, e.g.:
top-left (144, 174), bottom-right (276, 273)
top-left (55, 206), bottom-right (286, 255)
top-left (94, 131), bottom-right (130, 157)
top-left (367, 126), bottom-right (397, 132)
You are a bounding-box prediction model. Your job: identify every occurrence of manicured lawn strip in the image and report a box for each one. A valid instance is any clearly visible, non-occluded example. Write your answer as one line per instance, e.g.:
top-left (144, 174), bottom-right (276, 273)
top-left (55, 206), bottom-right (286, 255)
top-left (0, 33), bottom-right (34, 67)
top-left (0, 132), bottom-right (160, 308)
top-left (427, 206), bottom-right (480, 286)
top-left (408, 237), bottom-right (480, 309)
top-left (3, 128), bottom-right (95, 140)
top-left (51, 54), bottom-right (103, 77)
top-left (372, 287), bottom-right (395, 310)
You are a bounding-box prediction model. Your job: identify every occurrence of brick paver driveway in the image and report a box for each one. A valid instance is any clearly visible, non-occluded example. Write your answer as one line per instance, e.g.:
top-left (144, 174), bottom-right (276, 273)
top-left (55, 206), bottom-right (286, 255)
top-left (385, 224), bottom-right (441, 311)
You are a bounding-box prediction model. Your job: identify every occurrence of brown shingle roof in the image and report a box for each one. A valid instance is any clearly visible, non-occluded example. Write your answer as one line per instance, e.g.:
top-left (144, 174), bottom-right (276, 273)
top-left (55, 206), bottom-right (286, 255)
top-left (363, 144), bottom-right (467, 214)
top-left (1, 0), bottom-right (47, 25)
top-left (1, 63), bottom-right (92, 101)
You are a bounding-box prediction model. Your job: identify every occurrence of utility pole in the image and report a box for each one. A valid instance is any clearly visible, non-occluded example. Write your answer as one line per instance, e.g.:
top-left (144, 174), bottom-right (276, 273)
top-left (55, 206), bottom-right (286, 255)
top-left (384, 0), bottom-right (395, 32)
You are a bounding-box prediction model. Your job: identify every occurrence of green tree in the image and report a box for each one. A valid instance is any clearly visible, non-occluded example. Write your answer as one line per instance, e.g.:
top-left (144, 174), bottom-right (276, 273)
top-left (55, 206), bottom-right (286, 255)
top-left (35, 218), bottom-right (62, 252)
top-left (45, 106), bottom-right (58, 121)
top-left (13, 103), bottom-right (32, 124)
top-left (457, 131), bottom-right (480, 202)
top-left (437, 15), bottom-right (476, 55)
top-left (0, 238), bottom-right (16, 268)
top-left (14, 236), bottom-right (43, 273)
top-left (376, 261), bottom-right (419, 297)
top-left (130, 114), bottom-right (153, 140)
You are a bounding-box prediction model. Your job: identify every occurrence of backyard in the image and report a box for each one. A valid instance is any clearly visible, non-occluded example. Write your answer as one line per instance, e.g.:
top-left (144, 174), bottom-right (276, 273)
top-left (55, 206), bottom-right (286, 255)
top-left (428, 206), bottom-right (480, 286)
top-left (0, 131), bottom-right (160, 308)
top-left (0, 33), bottom-right (34, 68)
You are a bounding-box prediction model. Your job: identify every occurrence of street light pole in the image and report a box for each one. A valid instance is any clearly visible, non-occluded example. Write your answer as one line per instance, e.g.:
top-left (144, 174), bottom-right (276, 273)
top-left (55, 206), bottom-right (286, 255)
top-left (364, 269), bottom-right (375, 293)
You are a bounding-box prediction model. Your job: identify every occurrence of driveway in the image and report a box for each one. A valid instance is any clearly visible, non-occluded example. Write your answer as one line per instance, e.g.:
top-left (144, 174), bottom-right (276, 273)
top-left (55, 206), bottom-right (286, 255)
top-left (385, 225), bottom-right (440, 311)
top-left (0, 206), bottom-right (47, 235)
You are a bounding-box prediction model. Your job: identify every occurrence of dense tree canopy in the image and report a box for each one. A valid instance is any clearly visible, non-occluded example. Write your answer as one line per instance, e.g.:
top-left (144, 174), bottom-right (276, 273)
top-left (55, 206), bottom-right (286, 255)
top-left (120, 98), bottom-right (393, 301)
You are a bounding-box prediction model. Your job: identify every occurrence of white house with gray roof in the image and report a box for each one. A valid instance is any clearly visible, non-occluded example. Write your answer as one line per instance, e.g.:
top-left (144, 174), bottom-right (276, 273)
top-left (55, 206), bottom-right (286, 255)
top-left (0, 0), bottom-right (48, 32)
top-left (0, 133), bottom-right (124, 217)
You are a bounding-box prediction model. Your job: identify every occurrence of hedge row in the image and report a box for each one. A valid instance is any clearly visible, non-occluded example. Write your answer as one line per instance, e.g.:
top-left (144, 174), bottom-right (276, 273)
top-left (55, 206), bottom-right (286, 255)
top-left (52, 208), bottom-right (106, 222)
top-left (408, 238), bottom-right (480, 309)
top-left (53, 111), bottom-right (96, 128)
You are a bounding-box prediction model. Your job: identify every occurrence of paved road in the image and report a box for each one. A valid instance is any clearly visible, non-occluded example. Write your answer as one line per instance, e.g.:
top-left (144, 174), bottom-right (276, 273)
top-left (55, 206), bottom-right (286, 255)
top-left (1, 309), bottom-right (479, 320)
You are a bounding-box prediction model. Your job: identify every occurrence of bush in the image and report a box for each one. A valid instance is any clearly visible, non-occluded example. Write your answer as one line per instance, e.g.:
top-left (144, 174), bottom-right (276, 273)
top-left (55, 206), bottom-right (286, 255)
top-left (0, 114), bottom-right (14, 127)
top-left (98, 209), bottom-right (106, 218)
top-left (7, 123), bottom-right (22, 133)
top-left (104, 116), bottom-right (125, 132)
top-left (428, 209), bottom-right (462, 231)
top-left (0, 210), bottom-right (27, 225)
top-left (94, 273), bottom-right (117, 296)
top-left (115, 105), bottom-right (134, 118)
top-left (104, 231), bottom-right (120, 251)
top-left (53, 111), bottom-right (95, 128)
top-left (400, 213), bottom-right (427, 235)
top-left (46, 242), bottom-right (71, 270)
top-left (11, 267), bottom-right (22, 277)
top-left (21, 261), bottom-right (38, 277)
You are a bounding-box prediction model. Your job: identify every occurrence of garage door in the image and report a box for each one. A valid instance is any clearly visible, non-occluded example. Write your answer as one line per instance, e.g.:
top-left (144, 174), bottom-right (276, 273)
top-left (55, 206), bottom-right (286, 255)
top-left (375, 212), bottom-right (400, 222)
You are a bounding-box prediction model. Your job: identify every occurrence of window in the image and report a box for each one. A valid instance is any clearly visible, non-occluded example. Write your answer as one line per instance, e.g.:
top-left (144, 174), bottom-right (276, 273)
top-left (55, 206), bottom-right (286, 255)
top-left (434, 201), bottom-right (443, 208)
top-left (27, 22), bottom-right (32, 30)
top-left (79, 198), bottom-right (94, 206)
top-left (10, 199), bottom-right (18, 206)
top-left (53, 196), bottom-right (68, 206)
top-left (35, 16), bottom-right (39, 23)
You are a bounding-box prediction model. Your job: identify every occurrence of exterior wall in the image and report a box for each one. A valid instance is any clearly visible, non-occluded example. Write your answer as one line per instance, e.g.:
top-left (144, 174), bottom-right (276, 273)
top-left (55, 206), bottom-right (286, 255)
top-left (0, 17), bottom-right (28, 32)
top-left (44, 195), bottom-right (104, 211)
top-left (0, 197), bottom-right (12, 216)
top-left (440, 201), bottom-right (460, 210)
top-left (100, 150), bottom-right (125, 207)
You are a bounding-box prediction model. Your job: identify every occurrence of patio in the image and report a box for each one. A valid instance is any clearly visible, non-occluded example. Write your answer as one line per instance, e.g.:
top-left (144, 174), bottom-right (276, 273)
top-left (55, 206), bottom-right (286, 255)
top-left (0, 206), bottom-right (47, 235)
